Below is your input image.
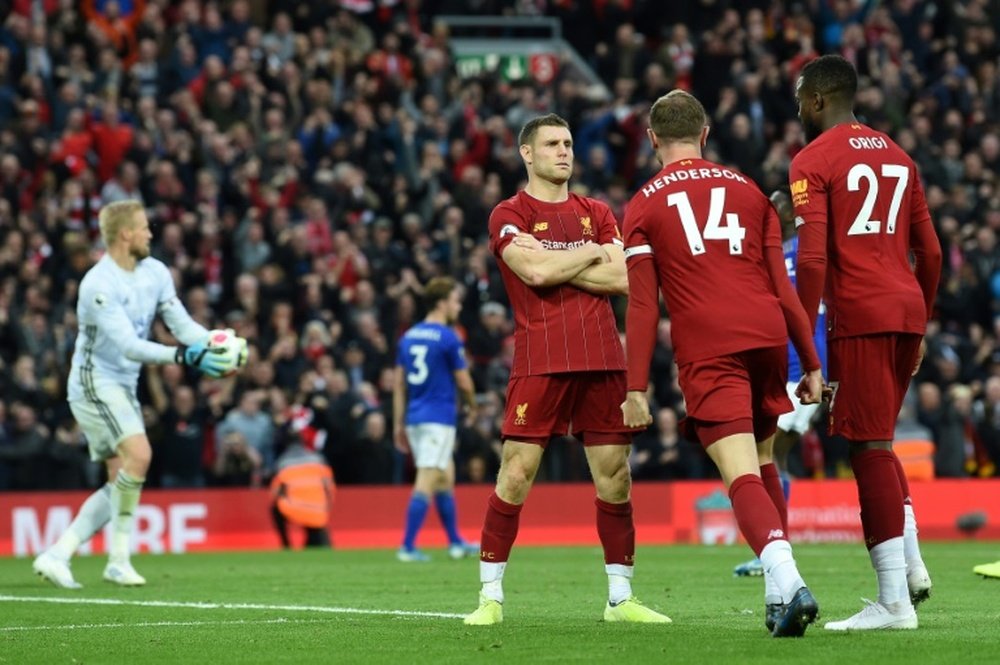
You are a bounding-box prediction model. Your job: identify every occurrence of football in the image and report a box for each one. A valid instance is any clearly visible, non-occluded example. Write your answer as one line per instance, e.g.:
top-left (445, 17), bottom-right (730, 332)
top-left (206, 328), bottom-right (248, 377)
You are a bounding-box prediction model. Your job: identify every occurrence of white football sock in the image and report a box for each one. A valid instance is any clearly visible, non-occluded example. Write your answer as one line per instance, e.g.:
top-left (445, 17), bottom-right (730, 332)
top-left (50, 483), bottom-right (112, 560)
top-left (480, 562), bottom-right (506, 603)
top-left (110, 472), bottom-right (144, 564)
top-left (870, 536), bottom-right (909, 608)
top-left (606, 564), bottom-right (633, 605)
top-left (763, 570), bottom-right (782, 606)
top-left (903, 505), bottom-right (926, 572)
top-left (759, 540), bottom-right (806, 604)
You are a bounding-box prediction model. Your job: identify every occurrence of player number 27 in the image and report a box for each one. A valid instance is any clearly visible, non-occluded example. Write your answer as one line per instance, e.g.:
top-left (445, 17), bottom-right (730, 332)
top-left (667, 187), bottom-right (745, 256)
top-left (846, 163), bottom-right (908, 236)
top-left (407, 344), bottom-right (429, 385)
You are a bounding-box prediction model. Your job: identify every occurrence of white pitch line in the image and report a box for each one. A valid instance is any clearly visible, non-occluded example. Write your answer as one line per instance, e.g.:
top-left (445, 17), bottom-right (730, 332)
top-left (0, 595), bottom-right (465, 620)
top-left (0, 618), bottom-right (328, 632)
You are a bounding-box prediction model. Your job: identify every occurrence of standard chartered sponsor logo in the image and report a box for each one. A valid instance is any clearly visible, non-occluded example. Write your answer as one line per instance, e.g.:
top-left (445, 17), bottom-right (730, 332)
top-left (540, 238), bottom-right (589, 250)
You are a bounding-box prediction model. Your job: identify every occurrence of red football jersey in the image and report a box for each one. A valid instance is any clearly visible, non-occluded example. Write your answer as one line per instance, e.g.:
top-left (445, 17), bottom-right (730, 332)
top-left (488, 191), bottom-right (626, 377)
top-left (623, 158), bottom-right (787, 367)
top-left (789, 123), bottom-right (933, 338)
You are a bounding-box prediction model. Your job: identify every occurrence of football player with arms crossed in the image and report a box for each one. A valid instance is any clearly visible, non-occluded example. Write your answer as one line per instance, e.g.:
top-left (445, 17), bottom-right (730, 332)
top-left (791, 55), bottom-right (941, 631)
top-left (33, 200), bottom-right (243, 588)
top-left (393, 276), bottom-right (479, 562)
top-left (464, 114), bottom-right (670, 626)
top-left (622, 90), bottom-right (825, 637)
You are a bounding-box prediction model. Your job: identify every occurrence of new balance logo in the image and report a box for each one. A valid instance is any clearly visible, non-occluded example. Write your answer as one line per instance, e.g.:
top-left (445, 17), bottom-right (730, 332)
top-left (532, 222), bottom-right (548, 232)
top-left (767, 529), bottom-right (784, 540)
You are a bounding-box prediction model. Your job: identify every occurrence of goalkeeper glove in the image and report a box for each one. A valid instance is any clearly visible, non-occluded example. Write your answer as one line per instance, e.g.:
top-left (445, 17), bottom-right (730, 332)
top-left (175, 339), bottom-right (230, 378)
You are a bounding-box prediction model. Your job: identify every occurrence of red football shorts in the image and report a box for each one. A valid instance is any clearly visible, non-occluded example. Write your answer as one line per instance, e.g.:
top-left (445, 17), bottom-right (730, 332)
top-left (501, 371), bottom-right (631, 446)
top-left (677, 345), bottom-right (792, 447)
top-left (827, 333), bottom-right (922, 441)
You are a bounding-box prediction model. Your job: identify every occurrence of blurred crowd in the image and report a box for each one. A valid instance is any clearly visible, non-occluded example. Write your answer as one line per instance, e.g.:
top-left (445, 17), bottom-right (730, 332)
top-left (1, 0), bottom-right (999, 492)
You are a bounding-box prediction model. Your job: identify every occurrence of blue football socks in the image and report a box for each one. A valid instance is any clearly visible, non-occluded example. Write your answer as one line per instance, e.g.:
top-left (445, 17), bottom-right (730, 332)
top-left (434, 491), bottom-right (463, 545)
top-left (402, 492), bottom-right (430, 551)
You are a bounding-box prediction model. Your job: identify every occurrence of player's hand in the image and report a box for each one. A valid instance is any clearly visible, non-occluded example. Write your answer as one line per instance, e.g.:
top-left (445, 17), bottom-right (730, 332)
top-left (795, 369), bottom-right (824, 405)
top-left (176, 339), bottom-right (230, 378)
top-left (512, 233), bottom-right (543, 250)
top-left (769, 189), bottom-right (794, 225)
top-left (621, 391), bottom-right (653, 429)
top-left (912, 337), bottom-right (926, 377)
top-left (393, 425), bottom-right (410, 454)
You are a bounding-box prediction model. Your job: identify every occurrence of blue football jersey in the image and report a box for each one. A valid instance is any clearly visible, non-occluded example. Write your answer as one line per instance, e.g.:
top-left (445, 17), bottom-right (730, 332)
top-left (396, 322), bottom-right (467, 426)
top-left (784, 235), bottom-right (828, 381)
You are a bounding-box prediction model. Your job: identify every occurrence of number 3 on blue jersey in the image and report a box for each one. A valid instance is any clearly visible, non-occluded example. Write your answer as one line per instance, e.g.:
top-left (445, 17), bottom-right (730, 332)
top-left (407, 344), bottom-right (429, 384)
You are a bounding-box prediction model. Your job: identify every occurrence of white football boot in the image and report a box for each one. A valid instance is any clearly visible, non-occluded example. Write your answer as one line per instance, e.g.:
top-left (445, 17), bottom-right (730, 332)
top-left (103, 560), bottom-right (147, 586)
top-left (33, 551), bottom-right (82, 590)
top-left (824, 599), bottom-right (917, 631)
top-left (907, 564), bottom-right (932, 608)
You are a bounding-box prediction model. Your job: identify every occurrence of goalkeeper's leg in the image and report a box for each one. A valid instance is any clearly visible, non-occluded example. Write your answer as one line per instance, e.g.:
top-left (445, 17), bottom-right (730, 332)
top-left (34, 483), bottom-right (112, 589)
top-left (104, 435), bottom-right (150, 587)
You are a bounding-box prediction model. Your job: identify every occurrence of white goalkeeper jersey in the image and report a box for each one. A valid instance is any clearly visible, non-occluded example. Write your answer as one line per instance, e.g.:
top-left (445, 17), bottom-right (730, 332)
top-left (68, 254), bottom-right (208, 401)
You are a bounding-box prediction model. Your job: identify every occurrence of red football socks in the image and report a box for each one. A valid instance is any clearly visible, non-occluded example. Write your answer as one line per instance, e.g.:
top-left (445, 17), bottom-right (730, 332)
top-left (729, 473), bottom-right (787, 556)
top-left (760, 462), bottom-right (789, 534)
top-left (479, 493), bottom-right (522, 563)
top-left (596, 498), bottom-right (635, 566)
top-left (890, 451), bottom-right (913, 504)
top-left (851, 449), bottom-right (905, 550)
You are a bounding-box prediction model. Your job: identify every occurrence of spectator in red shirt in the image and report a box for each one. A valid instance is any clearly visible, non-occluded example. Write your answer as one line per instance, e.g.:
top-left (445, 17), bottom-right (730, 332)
top-left (365, 32), bottom-right (413, 89)
top-left (81, 0), bottom-right (146, 67)
top-left (303, 197), bottom-right (334, 258)
top-left (89, 101), bottom-right (133, 183)
top-left (53, 108), bottom-right (92, 169)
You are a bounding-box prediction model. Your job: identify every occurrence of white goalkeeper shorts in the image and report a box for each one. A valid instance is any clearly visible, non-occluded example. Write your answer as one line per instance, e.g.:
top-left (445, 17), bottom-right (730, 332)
top-left (405, 423), bottom-right (457, 470)
top-left (70, 383), bottom-right (146, 462)
top-left (776, 381), bottom-right (820, 436)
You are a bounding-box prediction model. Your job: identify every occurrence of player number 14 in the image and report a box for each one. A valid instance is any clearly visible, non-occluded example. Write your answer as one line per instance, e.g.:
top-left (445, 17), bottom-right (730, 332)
top-left (846, 163), bottom-right (909, 236)
top-left (667, 187), bottom-right (746, 256)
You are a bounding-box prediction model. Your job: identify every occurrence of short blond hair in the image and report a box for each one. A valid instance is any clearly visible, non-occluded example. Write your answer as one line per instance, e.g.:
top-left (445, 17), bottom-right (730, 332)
top-left (648, 90), bottom-right (708, 144)
top-left (98, 200), bottom-right (144, 245)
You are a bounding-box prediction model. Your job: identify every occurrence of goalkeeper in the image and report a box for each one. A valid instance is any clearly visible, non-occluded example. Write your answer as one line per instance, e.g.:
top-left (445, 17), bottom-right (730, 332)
top-left (32, 200), bottom-right (246, 589)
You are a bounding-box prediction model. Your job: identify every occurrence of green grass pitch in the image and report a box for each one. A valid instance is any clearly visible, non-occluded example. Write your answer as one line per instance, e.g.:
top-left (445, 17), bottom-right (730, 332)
top-left (1, 542), bottom-right (998, 664)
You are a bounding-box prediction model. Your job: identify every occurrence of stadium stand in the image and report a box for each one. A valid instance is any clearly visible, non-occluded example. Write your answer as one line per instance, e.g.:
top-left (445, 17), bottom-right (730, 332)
top-left (0, 0), bottom-right (998, 490)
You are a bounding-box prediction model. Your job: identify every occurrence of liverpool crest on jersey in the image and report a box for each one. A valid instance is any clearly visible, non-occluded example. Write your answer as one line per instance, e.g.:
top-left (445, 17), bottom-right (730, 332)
top-left (514, 402), bottom-right (528, 425)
